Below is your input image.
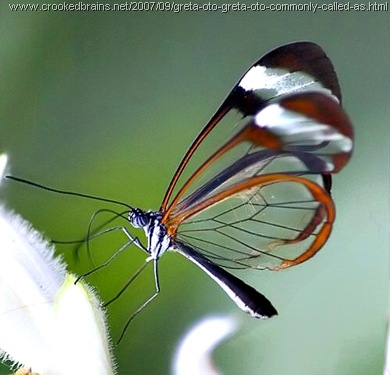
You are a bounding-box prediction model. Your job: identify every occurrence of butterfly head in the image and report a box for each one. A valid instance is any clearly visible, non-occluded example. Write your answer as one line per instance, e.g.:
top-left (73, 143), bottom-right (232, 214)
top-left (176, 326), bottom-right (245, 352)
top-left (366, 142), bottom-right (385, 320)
top-left (128, 208), bottom-right (149, 228)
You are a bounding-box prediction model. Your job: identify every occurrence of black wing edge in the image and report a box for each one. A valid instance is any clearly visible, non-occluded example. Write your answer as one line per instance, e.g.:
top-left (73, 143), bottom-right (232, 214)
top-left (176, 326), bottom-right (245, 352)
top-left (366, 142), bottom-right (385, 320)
top-left (224, 41), bottom-right (342, 118)
top-left (175, 240), bottom-right (278, 319)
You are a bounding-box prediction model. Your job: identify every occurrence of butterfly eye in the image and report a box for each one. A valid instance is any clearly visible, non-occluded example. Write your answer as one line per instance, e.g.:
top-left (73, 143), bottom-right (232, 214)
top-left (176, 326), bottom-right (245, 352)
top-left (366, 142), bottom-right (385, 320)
top-left (129, 209), bottom-right (148, 228)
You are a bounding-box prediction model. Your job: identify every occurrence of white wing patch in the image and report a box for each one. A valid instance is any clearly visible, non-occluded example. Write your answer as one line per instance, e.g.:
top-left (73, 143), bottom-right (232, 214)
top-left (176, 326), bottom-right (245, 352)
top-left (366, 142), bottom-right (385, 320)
top-left (254, 104), bottom-right (353, 154)
top-left (239, 65), bottom-right (337, 100)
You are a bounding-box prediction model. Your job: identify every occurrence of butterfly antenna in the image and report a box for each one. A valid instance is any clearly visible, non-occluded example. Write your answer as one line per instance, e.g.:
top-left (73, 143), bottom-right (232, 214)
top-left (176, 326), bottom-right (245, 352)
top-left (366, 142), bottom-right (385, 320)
top-left (52, 209), bottom-right (128, 249)
top-left (5, 175), bottom-right (133, 210)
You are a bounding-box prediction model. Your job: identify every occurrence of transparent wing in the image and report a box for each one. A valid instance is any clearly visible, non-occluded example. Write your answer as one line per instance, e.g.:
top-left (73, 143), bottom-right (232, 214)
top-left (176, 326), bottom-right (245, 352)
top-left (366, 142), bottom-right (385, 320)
top-left (163, 92), bottom-right (353, 270)
top-left (171, 173), bottom-right (334, 270)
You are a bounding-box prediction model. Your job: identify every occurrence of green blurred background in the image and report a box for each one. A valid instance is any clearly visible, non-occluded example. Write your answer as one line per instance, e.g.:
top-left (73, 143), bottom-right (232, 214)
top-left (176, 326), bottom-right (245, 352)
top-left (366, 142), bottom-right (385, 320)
top-left (0, 2), bottom-right (388, 374)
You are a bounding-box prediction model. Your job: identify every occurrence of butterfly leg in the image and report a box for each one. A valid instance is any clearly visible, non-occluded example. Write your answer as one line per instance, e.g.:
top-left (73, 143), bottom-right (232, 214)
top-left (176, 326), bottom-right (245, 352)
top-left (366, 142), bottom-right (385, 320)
top-left (116, 258), bottom-right (161, 344)
top-left (75, 226), bottom-right (146, 283)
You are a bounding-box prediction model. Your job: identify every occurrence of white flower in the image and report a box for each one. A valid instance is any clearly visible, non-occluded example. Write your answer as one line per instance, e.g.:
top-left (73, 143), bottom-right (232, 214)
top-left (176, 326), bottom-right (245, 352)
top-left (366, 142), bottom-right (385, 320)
top-left (0, 154), bottom-right (116, 375)
top-left (172, 315), bottom-right (238, 375)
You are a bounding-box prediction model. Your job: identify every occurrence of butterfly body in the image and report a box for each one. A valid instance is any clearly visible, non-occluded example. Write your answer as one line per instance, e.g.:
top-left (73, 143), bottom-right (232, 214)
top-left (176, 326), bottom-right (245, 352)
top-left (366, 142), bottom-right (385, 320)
top-left (128, 207), bottom-right (279, 318)
top-left (129, 209), bottom-right (171, 261)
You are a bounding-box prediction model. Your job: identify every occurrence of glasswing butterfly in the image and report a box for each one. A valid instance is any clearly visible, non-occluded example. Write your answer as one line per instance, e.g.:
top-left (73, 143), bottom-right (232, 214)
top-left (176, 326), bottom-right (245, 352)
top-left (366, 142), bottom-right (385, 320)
top-left (7, 42), bottom-right (353, 334)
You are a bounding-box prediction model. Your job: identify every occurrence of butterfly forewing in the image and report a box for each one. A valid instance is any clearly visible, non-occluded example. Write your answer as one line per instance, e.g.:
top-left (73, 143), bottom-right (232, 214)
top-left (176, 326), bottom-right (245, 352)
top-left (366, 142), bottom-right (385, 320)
top-left (165, 92), bottom-right (352, 219)
top-left (161, 42), bottom-right (342, 212)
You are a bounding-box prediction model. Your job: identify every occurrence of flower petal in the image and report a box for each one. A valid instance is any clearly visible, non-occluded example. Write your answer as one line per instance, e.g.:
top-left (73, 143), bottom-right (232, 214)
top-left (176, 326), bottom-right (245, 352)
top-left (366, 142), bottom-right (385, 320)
top-left (54, 274), bottom-right (116, 375)
top-left (0, 207), bottom-right (116, 374)
top-left (172, 315), bottom-right (238, 375)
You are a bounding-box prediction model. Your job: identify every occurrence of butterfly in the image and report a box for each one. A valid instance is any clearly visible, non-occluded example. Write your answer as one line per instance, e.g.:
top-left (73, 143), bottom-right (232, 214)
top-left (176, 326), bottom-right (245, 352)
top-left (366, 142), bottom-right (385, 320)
top-left (7, 42), bottom-right (354, 332)
top-left (124, 41), bottom-right (353, 321)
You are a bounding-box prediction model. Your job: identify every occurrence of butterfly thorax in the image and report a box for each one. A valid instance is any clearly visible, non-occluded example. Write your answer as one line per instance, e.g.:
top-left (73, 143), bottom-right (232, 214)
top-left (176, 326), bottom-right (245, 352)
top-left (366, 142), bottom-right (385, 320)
top-left (128, 208), bottom-right (171, 260)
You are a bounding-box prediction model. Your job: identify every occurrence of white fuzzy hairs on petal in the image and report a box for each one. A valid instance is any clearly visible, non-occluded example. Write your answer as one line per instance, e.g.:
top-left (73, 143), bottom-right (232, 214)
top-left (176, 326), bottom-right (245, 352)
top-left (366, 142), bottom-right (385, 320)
top-left (0, 153), bottom-right (115, 374)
